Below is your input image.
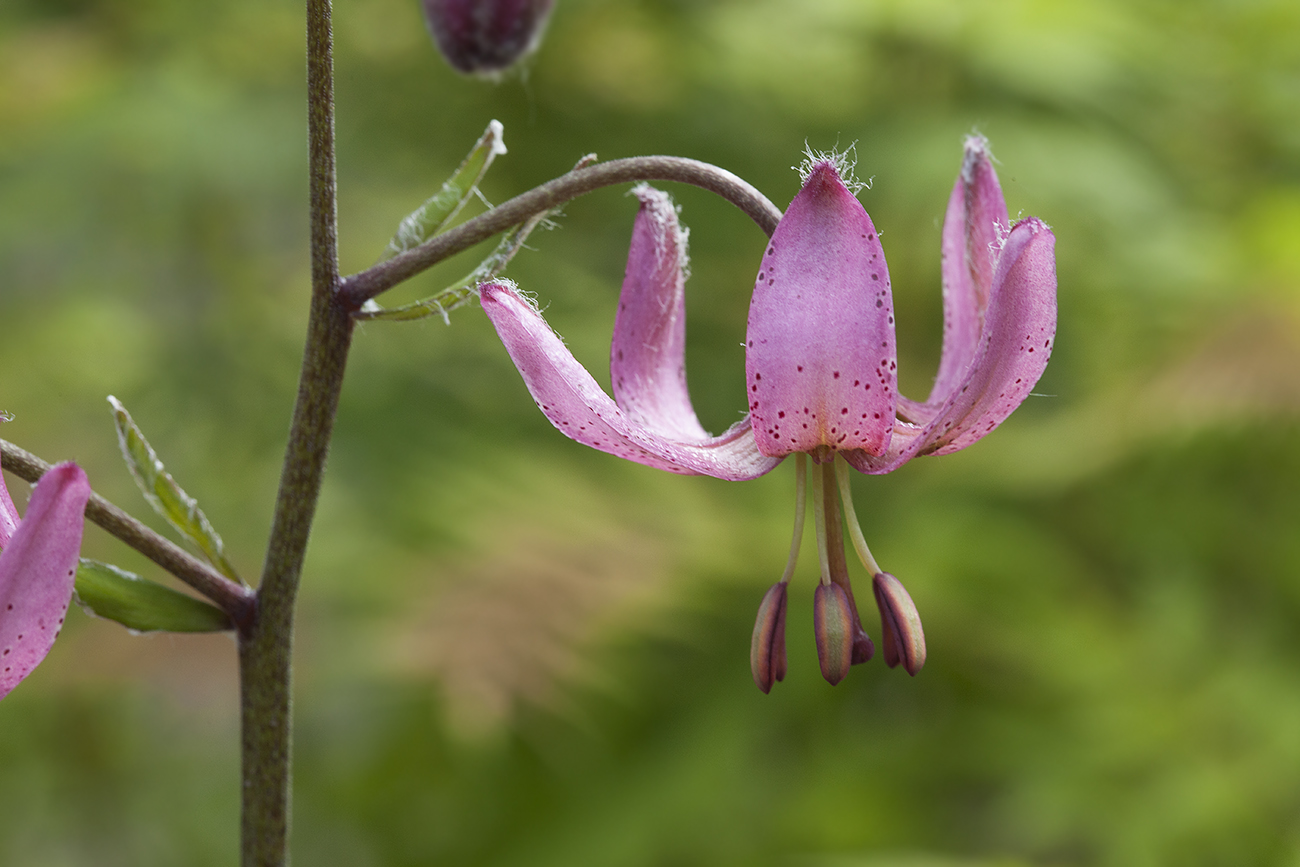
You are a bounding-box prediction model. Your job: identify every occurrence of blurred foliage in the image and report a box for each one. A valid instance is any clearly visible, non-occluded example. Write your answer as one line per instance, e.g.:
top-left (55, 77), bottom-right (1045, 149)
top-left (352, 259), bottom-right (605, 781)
top-left (2, 0), bottom-right (1300, 864)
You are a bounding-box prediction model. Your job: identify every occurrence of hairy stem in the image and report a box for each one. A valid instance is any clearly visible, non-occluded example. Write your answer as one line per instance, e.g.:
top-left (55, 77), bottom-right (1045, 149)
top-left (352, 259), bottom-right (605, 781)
top-left (338, 156), bottom-right (783, 308)
top-left (239, 0), bottom-right (348, 861)
top-left (0, 438), bottom-right (254, 624)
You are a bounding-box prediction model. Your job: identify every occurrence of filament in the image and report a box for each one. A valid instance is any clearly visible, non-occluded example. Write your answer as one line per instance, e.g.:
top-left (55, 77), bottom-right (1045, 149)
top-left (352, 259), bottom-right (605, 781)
top-left (834, 456), bottom-right (882, 575)
top-left (809, 456), bottom-right (831, 586)
top-left (780, 454), bottom-right (807, 584)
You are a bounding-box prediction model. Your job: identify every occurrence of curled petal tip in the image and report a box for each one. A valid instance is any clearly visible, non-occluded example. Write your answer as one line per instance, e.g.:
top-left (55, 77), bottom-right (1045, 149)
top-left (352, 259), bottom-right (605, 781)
top-left (813, 583), bottom-right (855, 686)
top-left (961, 134), bottom-right (992, 180)
top-left (751, 582), bottom-right (788, 693)
top-left (873, 572), bottom-right (926, 676)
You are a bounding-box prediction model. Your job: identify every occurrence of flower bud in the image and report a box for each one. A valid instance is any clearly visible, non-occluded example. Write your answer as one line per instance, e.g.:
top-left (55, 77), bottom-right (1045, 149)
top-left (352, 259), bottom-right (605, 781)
top-left (872, 571), bottom-right (926, 675)
top-left (422, 0), bottom-right (556, 77)
top-left (750, 582), bottom-right (788, 693)
top-left (813, 583), bottom-right (854, 685)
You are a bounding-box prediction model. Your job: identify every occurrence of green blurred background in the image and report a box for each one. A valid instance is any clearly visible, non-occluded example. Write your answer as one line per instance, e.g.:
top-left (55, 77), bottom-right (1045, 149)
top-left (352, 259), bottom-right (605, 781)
top-left (3, 0), bottom-right (1300, 863)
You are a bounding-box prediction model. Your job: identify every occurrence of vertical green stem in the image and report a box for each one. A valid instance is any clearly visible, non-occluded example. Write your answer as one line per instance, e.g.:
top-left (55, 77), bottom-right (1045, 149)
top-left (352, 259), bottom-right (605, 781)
top-left (239, 0), bottom-right (349, 862)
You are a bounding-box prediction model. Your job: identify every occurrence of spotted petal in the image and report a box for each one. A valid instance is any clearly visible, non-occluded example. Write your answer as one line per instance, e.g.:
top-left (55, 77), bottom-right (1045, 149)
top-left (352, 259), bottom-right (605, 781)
top-left (846, 215), bottom-right (1057, 474)
top-left (746, 162), bottom-right (898, 458)
top-left (0, 462), bottom-right (91, 700)
top-left (481, 282), bottom-right (780, 480)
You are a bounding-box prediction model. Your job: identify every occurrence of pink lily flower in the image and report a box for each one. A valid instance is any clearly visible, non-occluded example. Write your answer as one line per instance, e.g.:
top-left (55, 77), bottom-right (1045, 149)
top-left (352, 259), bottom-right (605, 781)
top-left (0, 462), bottom-right (91, 700)
top-left (480, 136), bottom-right (1056, 691)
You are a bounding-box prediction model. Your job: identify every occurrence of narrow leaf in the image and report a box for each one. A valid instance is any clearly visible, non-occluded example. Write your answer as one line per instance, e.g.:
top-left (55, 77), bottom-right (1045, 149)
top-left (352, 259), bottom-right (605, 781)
top-left (74, 559), bottom-right (231, 633)
top-left (359, 207), bottom-right (555, 323)
top-left (380, 119), bottom-right (507, 261)
top-left (108, 396), bottom-right (243, 584)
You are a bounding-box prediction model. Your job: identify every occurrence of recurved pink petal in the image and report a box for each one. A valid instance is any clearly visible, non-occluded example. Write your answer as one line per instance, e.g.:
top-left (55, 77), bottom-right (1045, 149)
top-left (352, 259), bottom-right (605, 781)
top-left (610, 186), bottom-right (710, 443)
top-left (745, 162), bottom-right (897, 458)
top-left (927, 218), bottom-right (1056, 455)
top-left (926, 136), bottom-right (1011, 411)
top-left (480, 282), bottom-right (782, 481)
top-left (845, 217), bottom-right (1056, 474)
top-left (0, 462), bottom-right (90, 700)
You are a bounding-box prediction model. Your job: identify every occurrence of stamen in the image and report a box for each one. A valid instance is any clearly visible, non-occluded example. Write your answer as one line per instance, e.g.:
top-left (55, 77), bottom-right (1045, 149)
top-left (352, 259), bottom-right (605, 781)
top-left (809, 458), bottom-right (831, 586)
top-left (779, 454), bottom-right (807, 584)
top-left (834, 456), bottom-right (882, 575)
top-left (822, 459), bottom-right (875, 666)
top-left (820, 461), bottom-right (852, 588)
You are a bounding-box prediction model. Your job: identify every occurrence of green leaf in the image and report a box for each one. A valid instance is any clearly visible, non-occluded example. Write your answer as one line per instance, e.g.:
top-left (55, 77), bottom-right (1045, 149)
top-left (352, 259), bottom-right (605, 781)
top-left (107, 395), bottom-right (243, 584)
top-left (74, 559), bottom-right (232, 633)
top-left (359, 206), bottom-right (556, 323)
top-left (379, 119), bottom-right (507, 261)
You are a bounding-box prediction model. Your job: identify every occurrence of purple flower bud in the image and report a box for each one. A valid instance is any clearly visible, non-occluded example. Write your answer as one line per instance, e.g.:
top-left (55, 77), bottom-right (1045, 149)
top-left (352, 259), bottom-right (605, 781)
top-left (872, 571), bottom-right (926, 676)
top-left (813, 582), bottom-right (854, 685)
top-left (422, 0), bottom-right (556, 76)
top-left (750, 582), bottom-right (788, 693)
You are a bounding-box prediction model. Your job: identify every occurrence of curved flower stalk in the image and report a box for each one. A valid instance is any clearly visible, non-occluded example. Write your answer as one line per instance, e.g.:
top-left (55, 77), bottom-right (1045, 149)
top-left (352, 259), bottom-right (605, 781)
top-left (480, 136), bottom-right (1057, 691)
top-left (0, 462), bottom-right (91, 700)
